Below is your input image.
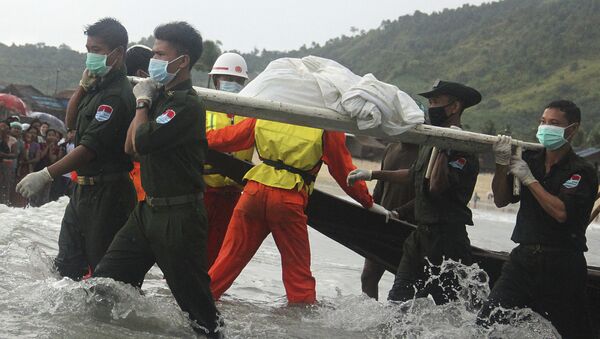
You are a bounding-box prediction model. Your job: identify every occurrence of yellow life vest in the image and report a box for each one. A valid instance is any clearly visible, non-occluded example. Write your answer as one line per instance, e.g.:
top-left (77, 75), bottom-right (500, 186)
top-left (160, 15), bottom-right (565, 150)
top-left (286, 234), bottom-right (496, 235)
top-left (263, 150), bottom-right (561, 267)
top-left (244, 119), bottom-right (324, 193)
top-left (204, 110), bottom-right (254, 188)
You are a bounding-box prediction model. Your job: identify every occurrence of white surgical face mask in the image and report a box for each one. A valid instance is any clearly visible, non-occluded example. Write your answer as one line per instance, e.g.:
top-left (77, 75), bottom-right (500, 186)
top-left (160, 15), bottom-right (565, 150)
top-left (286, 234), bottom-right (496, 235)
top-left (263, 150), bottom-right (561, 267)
top-left (219, 80), bottom-right (243, 93)
top-left (536, 123), bottom-right (575, 150)
top-left (148, 55), bottom-right (184, 85)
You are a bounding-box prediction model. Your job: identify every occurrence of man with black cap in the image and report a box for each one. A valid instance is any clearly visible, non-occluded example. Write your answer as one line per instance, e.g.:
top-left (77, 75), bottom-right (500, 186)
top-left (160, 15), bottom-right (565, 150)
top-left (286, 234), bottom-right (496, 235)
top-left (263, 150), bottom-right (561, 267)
top-left (348, 80), bottom-right (482, 304)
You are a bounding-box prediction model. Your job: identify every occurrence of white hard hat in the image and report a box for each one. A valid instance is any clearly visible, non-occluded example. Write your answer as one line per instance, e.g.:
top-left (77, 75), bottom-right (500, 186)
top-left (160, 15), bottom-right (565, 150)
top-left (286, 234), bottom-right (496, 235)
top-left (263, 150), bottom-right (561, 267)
top-left (209, 52), bottom-right (248, 79)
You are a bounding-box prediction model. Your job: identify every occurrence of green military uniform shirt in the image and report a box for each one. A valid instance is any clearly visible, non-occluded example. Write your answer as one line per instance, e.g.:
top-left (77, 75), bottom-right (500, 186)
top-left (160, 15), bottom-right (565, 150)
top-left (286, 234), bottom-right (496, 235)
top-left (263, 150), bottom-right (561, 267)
top-left (75, 68), bottom-right (135, 176)
top-left (135, 79), bottom-right (206, 198)
top-left (412, 145), bottom-right (479, 226)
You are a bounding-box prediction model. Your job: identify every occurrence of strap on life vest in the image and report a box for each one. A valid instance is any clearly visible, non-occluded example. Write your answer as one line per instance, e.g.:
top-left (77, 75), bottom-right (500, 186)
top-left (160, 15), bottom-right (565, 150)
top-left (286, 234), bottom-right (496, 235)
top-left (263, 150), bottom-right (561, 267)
top-left (260, 157), bottom-right (321, 185)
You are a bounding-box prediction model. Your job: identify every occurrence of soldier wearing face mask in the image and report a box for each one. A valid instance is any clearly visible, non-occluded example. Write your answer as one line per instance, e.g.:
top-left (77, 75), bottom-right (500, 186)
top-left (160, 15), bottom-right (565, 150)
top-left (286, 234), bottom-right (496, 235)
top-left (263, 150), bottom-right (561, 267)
top-left (478, 100), bottom-right (598, 338)
top-left (347, 80), bottom-right (482, 304)
top-left (203, 52), bottom-right (254, 268)
top-left (94, 21), bottom-right (222, 338)
top-left (16, 18), bottom-right (136, 280)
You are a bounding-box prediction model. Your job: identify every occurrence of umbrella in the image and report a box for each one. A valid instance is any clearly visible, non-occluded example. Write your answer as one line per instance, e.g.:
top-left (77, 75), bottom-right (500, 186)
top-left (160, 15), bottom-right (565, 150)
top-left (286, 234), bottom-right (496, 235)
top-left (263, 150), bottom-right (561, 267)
top-left (0, 93), bottom-right (28, 115)
top-left (28, 112), bottom-right (67, 134)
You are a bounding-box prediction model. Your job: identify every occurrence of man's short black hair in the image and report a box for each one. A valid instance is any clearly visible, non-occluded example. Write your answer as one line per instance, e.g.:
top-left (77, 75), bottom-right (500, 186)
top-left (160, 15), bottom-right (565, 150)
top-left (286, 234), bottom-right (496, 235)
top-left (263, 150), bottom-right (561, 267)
top-left (85, 18), bottom-right (128, 50)
top-left (126, 45), bottom-right (153, 76)
top-left (154, 22), bottom-right (203, 69)
top-left (546, 100), bottom-right (581, 124)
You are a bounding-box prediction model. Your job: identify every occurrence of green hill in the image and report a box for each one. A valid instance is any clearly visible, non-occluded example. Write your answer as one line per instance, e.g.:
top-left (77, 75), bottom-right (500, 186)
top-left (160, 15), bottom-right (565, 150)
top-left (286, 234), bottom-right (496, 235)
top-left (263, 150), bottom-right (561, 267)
top-left (1, 0), bottom-right (599, 145)
top-left (241, 0), bottom-right (600, 145)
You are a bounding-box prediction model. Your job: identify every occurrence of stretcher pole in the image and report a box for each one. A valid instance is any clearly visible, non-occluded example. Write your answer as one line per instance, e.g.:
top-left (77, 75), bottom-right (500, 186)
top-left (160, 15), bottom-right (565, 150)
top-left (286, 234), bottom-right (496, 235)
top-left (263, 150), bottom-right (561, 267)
top-left (425, 147), bottom-right (438, 179)
top-left (130, 77), bottom-right (543, 154)
top-left (513, 145), bottom-right (523, 195)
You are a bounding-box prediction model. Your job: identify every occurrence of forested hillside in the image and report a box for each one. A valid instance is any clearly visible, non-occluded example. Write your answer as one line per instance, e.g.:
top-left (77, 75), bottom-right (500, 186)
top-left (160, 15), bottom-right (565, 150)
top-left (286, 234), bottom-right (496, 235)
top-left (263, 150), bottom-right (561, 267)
top-left (1, 0), bottom-right (599, 144)
top-left (241, 0), bottom-right (600, 144)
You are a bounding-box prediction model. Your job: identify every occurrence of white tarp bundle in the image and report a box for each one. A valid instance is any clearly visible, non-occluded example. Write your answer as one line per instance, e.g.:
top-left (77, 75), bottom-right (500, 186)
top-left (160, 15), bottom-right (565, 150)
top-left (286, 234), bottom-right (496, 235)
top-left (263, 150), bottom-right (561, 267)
top-left (240, 56), bottom-right (424, 135)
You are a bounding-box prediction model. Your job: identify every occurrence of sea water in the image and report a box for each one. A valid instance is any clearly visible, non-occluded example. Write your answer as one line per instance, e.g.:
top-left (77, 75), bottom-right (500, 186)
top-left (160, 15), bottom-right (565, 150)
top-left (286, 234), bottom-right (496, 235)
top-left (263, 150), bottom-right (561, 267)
top-left (0, 198), bottom-right (580, 338)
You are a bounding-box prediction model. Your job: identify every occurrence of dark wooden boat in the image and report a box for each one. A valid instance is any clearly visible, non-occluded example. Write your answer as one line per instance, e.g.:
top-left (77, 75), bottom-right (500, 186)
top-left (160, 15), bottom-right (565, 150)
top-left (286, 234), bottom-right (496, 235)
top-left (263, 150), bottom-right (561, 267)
top-left (207, 149), bottom-right (600, 332)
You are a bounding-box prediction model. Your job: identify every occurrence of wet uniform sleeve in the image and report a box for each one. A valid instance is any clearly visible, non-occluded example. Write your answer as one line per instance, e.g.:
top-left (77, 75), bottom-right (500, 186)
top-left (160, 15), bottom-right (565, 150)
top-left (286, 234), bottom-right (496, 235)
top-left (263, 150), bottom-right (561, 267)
top-left (206, 118), bottom-right (256, 152)
top-left (135, 100), bottom-right (201, 155)
top-left (78, 95), bottom-right (129, 157)
top-left (557, 167), bottom-right (598, 227)
top-left (322, 131), bottom-right (374, 208)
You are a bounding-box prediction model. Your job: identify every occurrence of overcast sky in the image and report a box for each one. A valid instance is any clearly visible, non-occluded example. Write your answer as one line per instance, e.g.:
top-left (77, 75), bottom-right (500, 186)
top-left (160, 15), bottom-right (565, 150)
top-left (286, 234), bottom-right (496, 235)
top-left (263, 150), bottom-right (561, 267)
top-left (2, 0), bottom-right (492, 53)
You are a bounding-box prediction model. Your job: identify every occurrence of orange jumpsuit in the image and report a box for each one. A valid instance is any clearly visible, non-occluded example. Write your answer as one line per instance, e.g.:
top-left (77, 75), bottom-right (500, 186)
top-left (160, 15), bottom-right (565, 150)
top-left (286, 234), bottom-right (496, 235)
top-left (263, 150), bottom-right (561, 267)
top-left (204, 111), bottom-right (253, 268)
top-left (207, 118), bottom-right (373, 303)
top-left (129, 161), bottom-right (146, 202)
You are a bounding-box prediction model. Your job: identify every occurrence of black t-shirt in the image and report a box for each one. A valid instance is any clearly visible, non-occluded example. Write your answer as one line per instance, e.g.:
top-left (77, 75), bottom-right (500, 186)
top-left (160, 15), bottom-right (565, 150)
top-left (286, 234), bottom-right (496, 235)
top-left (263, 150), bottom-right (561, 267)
top-left (511, 149), bottom-right (598, 251)
top-left (373, 142), bottom-right (419, 222)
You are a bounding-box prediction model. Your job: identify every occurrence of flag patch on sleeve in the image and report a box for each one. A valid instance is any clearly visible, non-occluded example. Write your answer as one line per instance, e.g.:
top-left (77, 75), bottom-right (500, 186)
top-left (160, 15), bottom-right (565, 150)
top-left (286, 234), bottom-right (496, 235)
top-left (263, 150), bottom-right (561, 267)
top-left (156, 109), bottom-right (176, 124)
top-left (562, 174), bottom-right (581, 189)
top-left (449, 157), bottom-right (467, 170)
top-left (95, 104), bottom-right (113, 122)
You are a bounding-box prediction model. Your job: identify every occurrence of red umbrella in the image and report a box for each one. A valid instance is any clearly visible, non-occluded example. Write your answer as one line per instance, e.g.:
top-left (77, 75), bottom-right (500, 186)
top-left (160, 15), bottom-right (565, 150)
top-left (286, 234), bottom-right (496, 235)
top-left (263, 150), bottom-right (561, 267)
top-left (0, 93), bottom-right (28, 115)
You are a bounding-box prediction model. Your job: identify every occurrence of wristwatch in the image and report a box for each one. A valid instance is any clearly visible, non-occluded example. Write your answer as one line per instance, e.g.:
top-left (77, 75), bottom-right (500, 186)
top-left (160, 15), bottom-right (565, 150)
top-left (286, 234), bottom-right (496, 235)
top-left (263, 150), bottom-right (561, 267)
top-left (136, 100), bottom-right (150, 110)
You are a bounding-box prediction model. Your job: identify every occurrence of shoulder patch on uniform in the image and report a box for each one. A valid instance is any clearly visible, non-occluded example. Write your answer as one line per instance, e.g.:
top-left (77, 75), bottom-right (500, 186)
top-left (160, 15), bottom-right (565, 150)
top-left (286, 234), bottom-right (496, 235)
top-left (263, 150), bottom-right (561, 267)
top-left (563, 174), bottom-right (581, 189)
top-left (95, 104), bottom-right (113, 122)
top-left (449, 157), bottom-right (467, 170)
top-left (156, 109), bottom-right (176, 124)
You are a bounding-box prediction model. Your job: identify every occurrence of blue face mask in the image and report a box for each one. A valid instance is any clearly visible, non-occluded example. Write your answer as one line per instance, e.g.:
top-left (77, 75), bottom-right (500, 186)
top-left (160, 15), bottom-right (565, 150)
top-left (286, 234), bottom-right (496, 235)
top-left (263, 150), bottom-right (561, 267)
top-left (86, 50), bottom-right (115, 76)
top-left (219, 80), bottom-right (243, 93)
top-left (148, 55), bottom-right (183, 85)
top-left (536, 124), bottom-right (575, 150)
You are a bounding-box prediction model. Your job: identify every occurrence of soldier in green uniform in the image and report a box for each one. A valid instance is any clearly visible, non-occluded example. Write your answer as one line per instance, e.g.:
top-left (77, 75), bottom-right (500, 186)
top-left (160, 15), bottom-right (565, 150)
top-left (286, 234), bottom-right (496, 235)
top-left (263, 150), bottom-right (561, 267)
top-left (348, 80), bottom-right (482, 304)
top-left (93, 22), bottom-right (222, 338)
top-left (16, 18), bottom-right (136, 280)
top-left (478, 100), bottom-right (597, 338)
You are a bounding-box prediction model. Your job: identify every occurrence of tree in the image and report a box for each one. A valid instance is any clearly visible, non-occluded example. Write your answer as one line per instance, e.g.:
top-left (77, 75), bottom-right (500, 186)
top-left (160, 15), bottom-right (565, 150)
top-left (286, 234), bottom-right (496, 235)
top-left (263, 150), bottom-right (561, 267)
top-left (586, 123), bottom-right (600, 147)
top-left (195, 40), bottom-right (222, 72)
top-left (482, 120), bottom-right (497, 136)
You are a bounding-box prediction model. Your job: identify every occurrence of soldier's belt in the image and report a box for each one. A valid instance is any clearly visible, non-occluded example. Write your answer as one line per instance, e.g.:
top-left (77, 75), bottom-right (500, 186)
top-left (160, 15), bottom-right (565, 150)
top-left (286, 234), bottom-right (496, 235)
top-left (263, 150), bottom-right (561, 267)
top-left (77, 172), bottom-right (130, 186)
top-left (146, 192), bottom-right (204, 207)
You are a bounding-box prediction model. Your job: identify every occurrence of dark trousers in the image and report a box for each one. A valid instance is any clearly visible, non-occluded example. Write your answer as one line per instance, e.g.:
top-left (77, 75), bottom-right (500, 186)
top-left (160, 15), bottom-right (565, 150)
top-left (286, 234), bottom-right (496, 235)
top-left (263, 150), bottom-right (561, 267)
top-left (54, 178), bottom-right (136, 279)
top-left (477, 245), bottom-right (593, 339)
top-left (388, 223), bottom-right (473, 304)
top-left (93, 200), bottom-right (221, 336)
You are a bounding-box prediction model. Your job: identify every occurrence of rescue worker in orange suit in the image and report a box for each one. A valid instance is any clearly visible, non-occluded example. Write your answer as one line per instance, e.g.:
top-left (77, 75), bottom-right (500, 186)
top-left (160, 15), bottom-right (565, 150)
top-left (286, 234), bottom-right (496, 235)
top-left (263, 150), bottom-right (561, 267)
top-left (206, 118), bottom-right (393, 303)
top-left (125, 44), bottom-right (153, 202)
top-left (204, 52), bottom-right (253, 268)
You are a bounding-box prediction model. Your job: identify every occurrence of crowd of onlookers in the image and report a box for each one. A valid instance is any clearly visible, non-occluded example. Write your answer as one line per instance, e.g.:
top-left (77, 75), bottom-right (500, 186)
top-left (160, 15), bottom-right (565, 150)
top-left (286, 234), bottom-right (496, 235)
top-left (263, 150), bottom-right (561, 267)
top-left (0, 116), bottom-right (74, 207)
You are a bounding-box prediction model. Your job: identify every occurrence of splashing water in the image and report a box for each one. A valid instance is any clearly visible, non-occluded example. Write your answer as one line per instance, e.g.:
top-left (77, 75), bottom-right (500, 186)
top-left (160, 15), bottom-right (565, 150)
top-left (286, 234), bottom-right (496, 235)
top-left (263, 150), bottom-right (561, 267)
top-left (308, 260), bottom-right (558, 339)
top-left (0, 199), bottom-right (559, 338)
